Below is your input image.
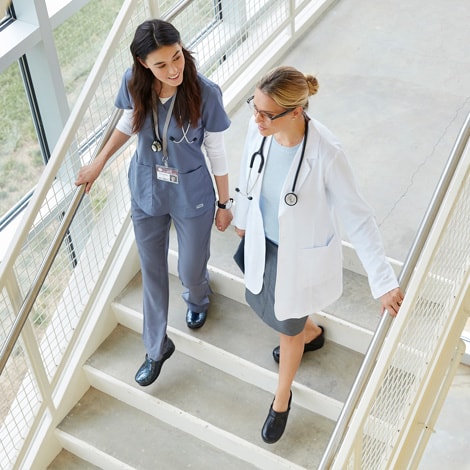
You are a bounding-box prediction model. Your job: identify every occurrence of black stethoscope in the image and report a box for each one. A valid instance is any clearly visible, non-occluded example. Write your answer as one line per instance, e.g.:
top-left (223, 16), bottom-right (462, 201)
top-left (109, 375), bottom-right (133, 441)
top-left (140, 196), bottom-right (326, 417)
top-left (236, 118), bottom-right (309, 206)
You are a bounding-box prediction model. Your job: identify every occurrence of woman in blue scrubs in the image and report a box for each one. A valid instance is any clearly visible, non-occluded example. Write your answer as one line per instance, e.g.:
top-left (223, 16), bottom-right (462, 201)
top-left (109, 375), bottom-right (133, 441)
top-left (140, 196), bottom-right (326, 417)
top-left (75, 19), bottom-right (232, 386)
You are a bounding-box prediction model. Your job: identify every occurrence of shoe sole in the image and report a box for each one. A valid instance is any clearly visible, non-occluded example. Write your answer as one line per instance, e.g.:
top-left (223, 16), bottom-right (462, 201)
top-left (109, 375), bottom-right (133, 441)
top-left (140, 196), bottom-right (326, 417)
top-left (187, 320), bottom-right (206, 329)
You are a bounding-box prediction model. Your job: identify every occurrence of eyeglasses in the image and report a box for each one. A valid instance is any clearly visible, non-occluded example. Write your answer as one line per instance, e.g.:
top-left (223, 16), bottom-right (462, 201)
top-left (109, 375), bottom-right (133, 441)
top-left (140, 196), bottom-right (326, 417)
top-left (246, 96), bottom-right (294, 121)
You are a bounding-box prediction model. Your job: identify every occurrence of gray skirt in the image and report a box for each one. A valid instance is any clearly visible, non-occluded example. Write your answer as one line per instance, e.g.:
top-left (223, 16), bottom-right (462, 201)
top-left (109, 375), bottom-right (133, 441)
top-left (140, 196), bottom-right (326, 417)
top-left (245, 238), bottom-right (308, 336)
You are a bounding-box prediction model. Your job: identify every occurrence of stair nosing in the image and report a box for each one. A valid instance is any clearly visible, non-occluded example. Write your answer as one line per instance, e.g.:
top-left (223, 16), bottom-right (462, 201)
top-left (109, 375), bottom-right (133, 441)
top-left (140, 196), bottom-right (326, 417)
top-left (83, 365), bottom-right (307, 470)
top-left (55, 428), bottom-right (134, 470)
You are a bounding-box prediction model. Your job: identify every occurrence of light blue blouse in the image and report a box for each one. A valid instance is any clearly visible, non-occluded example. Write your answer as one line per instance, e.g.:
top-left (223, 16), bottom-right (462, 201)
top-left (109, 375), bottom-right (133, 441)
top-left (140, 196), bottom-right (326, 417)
top-left (260, 138), bottom-right (300, 244)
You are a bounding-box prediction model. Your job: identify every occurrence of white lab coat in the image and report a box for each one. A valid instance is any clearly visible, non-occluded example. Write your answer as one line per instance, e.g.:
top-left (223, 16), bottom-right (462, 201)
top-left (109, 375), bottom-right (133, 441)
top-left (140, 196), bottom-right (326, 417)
top-left (234, 116), bottom-right (398, 320)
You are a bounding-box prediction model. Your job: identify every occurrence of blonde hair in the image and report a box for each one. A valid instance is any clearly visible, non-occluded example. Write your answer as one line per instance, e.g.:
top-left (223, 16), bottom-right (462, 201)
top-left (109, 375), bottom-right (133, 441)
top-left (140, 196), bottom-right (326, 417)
top-left (256, 66), bottom-right (319, 110)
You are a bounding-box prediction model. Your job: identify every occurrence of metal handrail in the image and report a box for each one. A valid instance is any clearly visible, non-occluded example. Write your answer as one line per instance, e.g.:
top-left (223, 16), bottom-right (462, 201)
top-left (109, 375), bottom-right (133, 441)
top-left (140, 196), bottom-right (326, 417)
top-left (319, 111), bottom-right (470, 469)
top-left (0, 108), bottom-right (122, 376)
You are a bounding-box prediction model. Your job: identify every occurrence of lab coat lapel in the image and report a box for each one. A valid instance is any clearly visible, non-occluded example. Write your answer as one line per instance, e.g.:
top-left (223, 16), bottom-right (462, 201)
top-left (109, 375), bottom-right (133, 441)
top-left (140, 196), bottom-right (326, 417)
top-left (292, 149), bottom-right (312, 192)
top-left (284, 121), bottom-right (317, 197)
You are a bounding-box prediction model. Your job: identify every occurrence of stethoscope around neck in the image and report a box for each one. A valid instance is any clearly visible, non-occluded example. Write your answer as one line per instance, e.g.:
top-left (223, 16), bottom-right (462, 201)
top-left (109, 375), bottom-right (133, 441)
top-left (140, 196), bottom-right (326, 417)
top-left (236, 118), bottom-right (309, 206)
top-left (150, 91), bottom-right (196, 161)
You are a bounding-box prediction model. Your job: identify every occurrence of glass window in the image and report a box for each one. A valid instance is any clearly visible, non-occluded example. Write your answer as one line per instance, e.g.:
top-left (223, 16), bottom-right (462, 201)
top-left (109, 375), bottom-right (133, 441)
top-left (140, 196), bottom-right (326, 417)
top-left (0, 63), bottom-right (42, 219)
top-left (0, 1), bottom-right (11, 25)
top-left (53, 0), bottom-right (123, 110)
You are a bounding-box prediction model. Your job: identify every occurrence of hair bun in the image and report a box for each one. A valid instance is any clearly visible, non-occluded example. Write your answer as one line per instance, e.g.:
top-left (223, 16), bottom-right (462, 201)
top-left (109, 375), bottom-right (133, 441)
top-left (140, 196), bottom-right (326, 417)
top-left (305, 74), bottom-right (319, 96)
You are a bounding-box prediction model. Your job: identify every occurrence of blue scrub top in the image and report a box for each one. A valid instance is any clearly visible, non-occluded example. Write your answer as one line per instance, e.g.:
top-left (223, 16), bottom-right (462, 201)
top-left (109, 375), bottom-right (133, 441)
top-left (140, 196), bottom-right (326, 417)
top-left (116, 68), bottom-right (231, 217)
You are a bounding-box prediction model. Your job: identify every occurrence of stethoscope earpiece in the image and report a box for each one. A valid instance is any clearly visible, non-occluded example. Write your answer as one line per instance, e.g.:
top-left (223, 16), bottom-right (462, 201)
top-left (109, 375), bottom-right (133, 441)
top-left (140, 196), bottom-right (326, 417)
top-left (169, 132), bottom-right (197, 144)
top-left (236, 187), bottom-right (253, 200)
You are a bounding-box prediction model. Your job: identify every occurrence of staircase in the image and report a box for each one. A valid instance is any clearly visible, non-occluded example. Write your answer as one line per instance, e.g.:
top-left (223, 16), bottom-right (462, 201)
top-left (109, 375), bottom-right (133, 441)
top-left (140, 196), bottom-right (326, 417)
top-left (47, 229), bottom-right (384, 469)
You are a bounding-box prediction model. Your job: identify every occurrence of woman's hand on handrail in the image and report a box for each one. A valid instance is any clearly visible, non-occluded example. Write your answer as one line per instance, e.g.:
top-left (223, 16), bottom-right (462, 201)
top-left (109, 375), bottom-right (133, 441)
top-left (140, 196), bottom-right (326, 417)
top-left (380, 287), bottom-right (404, 317)
top-left (75, 129), bottom-right (130, 193)
top-left (75, 158), bottom-right (106, 193)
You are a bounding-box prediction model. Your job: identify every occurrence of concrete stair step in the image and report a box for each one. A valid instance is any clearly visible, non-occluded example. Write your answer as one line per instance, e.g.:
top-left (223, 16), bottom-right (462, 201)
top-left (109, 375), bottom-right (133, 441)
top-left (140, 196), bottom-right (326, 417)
top-left (178, 222), bottom-right (384, 333)
top-left (50, 255), bottom-right (381, 469)
top-left (56, 325), bottom-right (334, 469)
top-left (114, 272), bottom-right (367, 404)
top-left (47, 450), bottom-right (101, 469)
top-left (55, 387), bottom-right (259, 470)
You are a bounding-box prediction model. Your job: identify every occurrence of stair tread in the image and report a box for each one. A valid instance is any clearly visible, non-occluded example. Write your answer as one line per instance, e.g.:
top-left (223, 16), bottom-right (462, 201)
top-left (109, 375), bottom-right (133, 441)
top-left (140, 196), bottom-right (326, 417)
top-left (174, 226), bottom-right (383, 331)
top-left (115, 273), bottom-right (365, 402)
top-left (325, 268), bottom-right (382, 330)
top-left (47, 450), bottom-right (101, 469)
top-left (84, 324), bottom-right (335, 468)
top-left (57, 387), bottom-right (257, 470)
top-left (58, 241), bottom-right (377, 469)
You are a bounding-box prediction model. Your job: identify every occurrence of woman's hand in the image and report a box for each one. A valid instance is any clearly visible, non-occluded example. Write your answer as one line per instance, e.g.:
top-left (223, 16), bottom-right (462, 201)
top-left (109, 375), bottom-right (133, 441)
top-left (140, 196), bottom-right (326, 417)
top-left (215, 208), bottom-right (233, 231)
top-left (75, 129), bottom-right (130, 193)
top-left (380, 287), bottom-right (404, 317)
top-left (235, 227), bottom-right (245, 237)
top-left (75, 159), bottom-right (105, 194)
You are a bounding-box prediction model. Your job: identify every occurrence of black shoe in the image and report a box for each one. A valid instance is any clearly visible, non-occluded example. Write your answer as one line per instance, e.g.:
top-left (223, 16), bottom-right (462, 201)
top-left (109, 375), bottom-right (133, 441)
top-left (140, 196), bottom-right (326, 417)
top-left (135, 338), bottom-right (175, 386)
top-left (186, 309), bottom-right (207, 329)
top-left (261, 391), bottom-right (292, 444)
top-left (272, 326), bottom-right (325, 364)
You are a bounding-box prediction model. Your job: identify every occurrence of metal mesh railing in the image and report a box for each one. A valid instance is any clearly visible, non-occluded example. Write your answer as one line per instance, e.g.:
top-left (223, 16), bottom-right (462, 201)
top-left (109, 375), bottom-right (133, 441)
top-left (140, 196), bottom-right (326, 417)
top-left (0, 0), bottom-right (326, 467)
top-left (0, 2), bottom-right (146, 465)
top-left (338, 135), bottom-right (470, 468)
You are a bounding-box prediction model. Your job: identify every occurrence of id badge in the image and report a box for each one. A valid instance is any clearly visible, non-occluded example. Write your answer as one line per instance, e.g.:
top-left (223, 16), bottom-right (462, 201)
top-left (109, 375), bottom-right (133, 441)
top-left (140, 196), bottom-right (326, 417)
top-left (156, 165), bottom-right (179, 184)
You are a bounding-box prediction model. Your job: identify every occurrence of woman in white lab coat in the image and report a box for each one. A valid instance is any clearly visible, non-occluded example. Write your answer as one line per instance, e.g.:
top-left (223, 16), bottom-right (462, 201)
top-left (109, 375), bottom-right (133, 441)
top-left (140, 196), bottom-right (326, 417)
top-left (233, 66), bottom-right (404, 444)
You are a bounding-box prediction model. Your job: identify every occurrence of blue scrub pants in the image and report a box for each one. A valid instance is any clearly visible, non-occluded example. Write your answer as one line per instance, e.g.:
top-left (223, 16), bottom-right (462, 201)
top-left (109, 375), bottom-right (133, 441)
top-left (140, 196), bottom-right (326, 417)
top-left (131, 203), bottom-right (215, 361)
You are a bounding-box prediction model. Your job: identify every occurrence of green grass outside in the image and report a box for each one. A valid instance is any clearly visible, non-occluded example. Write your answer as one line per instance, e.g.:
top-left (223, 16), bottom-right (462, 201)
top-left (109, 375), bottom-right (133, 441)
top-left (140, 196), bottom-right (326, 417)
top-left (0, 0), bottom-right (122, 218)
top-left (0, 0), bottom-right (216, 218)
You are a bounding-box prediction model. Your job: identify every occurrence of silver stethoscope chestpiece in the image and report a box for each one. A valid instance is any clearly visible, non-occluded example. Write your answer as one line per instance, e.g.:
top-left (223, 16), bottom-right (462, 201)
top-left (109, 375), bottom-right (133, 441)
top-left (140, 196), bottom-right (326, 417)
top-left (284, 192), bottom-right (298, 206)
top-left (151, 139), bottom-right (162, 152)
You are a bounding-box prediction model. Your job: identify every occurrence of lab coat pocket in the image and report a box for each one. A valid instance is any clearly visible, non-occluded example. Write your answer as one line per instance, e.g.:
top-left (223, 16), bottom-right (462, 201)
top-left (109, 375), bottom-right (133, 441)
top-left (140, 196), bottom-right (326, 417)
top-left (298, 233), bottom-right (341, 288)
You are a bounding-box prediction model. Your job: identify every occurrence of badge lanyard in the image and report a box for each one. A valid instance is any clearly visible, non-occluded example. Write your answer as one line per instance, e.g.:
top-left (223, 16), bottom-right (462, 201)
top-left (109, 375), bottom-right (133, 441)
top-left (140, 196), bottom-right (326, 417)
top-left (151, 90), bottom-right (180, 184)
top-left (151, 90), bottom-right (177, 166)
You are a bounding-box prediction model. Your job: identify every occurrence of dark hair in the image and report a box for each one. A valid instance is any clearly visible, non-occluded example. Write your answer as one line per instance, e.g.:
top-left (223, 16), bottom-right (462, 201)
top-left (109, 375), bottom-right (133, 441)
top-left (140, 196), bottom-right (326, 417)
top-left (128, 19), bottom-right (201, 132)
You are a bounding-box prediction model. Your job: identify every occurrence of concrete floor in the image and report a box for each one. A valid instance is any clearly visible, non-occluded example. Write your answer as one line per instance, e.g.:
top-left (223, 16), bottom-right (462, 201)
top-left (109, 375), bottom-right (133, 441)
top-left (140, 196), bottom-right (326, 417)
top-left (221, 0), bottom-right (470, 468)
top-left (224, 0), bottom-right (470, 263)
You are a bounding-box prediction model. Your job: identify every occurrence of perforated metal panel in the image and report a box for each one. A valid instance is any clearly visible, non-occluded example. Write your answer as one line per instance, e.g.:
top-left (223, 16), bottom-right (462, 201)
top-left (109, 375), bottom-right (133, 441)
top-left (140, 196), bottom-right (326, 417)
top-left (339, 150), bottom-right (470, 469)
